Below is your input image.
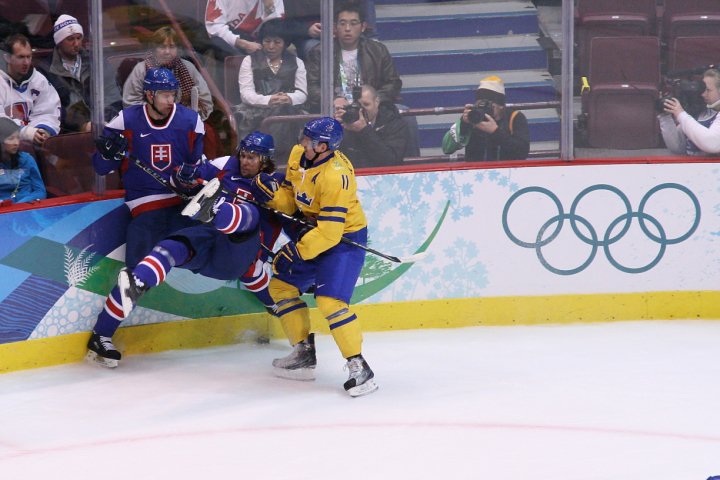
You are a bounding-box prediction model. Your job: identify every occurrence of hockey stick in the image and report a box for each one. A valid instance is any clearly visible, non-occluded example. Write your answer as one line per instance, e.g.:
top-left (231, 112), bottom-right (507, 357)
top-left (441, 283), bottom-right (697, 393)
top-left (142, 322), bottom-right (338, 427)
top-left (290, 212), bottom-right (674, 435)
top-left (131, 156), bottom-right (427, 264)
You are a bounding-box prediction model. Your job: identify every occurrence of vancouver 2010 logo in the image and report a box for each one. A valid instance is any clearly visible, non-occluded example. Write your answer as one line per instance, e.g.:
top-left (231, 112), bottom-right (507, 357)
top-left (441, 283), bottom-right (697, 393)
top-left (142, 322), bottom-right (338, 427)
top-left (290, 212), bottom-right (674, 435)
top-left (502, 183), bottom-right (701, 275)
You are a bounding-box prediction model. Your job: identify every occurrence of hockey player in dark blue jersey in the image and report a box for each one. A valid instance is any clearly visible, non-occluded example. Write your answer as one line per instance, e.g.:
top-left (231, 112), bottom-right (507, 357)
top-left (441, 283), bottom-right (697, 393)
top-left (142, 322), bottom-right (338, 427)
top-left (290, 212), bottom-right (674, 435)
top-left (87, 132), bottom-right (283, 368)
top-left (92, 67), bottom-right (205, 267)
top-left (89, 67), bottom-right (205, 366)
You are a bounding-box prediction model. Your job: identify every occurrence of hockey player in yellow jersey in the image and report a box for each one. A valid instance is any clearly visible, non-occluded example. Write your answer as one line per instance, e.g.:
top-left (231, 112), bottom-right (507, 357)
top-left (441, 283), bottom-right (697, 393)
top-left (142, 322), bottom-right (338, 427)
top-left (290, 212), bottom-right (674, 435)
top-left (252, 117), bottom-right (378, 397)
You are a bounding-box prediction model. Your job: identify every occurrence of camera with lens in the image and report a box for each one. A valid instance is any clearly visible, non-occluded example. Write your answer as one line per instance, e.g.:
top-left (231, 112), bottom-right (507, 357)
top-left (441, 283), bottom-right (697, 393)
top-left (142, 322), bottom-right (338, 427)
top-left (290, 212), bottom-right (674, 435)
top-left (467, 99), bottom-right (493, 124)
top-left (342, 85), bottom-right (363, 124)
top-left (656, 69), bottom-right (708, 117)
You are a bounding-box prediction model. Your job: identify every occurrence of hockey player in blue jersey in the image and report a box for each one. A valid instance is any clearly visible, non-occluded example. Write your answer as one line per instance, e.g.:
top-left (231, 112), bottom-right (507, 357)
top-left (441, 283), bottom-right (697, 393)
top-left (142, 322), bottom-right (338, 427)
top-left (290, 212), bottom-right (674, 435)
top-left (88, 67), bottom-right (205, 365)
top-left (87, 131), bottom-right (282, 368)
top-left (92, 67), bottom-right (205, 267)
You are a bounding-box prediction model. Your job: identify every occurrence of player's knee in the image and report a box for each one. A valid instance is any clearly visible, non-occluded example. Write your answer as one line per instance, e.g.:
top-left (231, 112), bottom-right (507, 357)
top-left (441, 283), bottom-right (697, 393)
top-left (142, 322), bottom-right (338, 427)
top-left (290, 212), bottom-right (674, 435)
top-left (316, 296), bottom-right (354, 327)
top-left (268, 278), bottom-right (301, 303)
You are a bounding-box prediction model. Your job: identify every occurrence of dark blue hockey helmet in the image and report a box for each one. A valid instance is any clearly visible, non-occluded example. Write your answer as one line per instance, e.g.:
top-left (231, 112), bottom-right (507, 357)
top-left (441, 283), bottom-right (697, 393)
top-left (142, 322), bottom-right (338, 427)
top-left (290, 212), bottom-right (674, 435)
top-left (143, 67), bottom-right (179, 93)
top-left (237, 131), bottom-right (276, 173)
top-left (303, 117), bottom-right (343, 150)
top-left (239, 131), bottom-right (275, 158)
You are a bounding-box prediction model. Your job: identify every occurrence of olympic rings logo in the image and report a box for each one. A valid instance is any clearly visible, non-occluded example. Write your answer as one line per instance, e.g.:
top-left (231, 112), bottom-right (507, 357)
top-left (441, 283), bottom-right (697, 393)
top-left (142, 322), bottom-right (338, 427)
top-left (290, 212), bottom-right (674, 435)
top-left (502, 183), bottom-right (701, 275)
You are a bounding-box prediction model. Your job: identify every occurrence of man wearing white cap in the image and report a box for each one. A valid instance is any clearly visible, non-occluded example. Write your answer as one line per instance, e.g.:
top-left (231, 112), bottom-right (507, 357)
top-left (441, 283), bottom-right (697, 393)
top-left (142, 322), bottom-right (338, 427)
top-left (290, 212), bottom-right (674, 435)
top-left (0, 33), bottom-right (61, 146)
top-left (442, 75), bottom-right (530, 161)
top-left (38, 14), bottom-right (92, 133)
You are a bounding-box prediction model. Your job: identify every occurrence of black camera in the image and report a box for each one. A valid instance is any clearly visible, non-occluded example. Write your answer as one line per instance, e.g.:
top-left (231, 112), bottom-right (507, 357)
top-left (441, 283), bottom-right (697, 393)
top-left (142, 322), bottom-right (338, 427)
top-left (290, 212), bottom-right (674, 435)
top-left (342, 85), bottom-right (363, 124)
top-left (468, 99), bottom-right (493, 124)
top-left (656, 72), bottom-right (707, 117)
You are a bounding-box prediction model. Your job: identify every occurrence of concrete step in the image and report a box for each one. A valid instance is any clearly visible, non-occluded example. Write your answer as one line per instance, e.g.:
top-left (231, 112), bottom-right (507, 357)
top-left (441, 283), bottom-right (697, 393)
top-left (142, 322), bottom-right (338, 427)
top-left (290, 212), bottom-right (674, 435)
top-left (400, 69), bottom-right (557, 108)
top-left (386, 35), bottom-right (547, 75)
top-left (376, 0), bottom-right (539, 41)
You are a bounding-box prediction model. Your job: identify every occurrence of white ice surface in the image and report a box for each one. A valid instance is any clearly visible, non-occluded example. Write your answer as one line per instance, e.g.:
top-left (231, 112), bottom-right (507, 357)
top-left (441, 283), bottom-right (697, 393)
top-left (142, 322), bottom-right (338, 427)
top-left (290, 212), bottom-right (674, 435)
top-left (1, 322), bottom-right (720, 480)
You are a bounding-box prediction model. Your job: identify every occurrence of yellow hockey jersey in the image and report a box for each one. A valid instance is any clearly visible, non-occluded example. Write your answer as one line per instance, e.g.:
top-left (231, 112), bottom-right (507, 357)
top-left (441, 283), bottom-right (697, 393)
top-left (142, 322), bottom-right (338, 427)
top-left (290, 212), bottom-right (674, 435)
top-left (270, 144), bottom-right (367, 260)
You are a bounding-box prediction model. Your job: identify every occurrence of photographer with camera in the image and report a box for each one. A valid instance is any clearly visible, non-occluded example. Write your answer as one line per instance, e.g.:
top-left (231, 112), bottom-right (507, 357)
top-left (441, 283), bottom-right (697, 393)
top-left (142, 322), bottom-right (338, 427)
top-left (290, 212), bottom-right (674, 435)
top-left (442, 75), bottom-right (529, 161)
top-left (333, 84), bottom-right (412, 168)
top-left (659, 68), bottom-right (720, 156)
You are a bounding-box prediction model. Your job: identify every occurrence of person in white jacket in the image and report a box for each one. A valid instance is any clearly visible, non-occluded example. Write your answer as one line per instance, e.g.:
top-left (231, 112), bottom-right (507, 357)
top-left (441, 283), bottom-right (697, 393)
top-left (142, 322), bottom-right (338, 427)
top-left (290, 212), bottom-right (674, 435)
top-left (1, 33), bottom-right (61, 147)
top-left (659, 68), bottom-right (720, 156)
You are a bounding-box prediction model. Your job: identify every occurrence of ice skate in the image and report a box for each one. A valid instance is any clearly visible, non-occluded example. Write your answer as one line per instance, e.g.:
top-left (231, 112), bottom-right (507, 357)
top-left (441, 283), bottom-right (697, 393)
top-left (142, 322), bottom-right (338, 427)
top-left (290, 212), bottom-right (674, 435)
top-left (117, 267), bottom-right (147, 317)
top-left (181, 177), bottom-right (223, 223)
top-left (272, 333), bottom-right (317, 381)
top-left (86, 332), bottom-right (122, 368)
top-left (343, 355), bottom-right (378, 397)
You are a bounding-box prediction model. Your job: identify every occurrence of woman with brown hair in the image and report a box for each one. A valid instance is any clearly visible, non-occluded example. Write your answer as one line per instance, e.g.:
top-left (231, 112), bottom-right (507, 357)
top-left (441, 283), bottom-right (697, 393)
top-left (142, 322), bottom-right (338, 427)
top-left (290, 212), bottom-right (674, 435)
top-left (122, 26), bottom-right (213, 121)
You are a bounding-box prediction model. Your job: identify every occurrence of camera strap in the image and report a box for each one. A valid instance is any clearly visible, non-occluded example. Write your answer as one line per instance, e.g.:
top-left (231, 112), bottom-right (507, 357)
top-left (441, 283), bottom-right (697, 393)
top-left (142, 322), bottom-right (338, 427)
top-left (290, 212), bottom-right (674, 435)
top-left (508, 110), bottom-right (519, 135)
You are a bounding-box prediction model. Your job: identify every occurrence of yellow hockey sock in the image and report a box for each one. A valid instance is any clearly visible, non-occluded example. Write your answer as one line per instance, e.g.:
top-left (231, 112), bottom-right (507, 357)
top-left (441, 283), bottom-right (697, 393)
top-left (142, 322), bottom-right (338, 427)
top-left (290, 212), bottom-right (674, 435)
top-left (269, 278), bottom-right (310, 345)
top-left (316, 296), bottom-right (363, 359)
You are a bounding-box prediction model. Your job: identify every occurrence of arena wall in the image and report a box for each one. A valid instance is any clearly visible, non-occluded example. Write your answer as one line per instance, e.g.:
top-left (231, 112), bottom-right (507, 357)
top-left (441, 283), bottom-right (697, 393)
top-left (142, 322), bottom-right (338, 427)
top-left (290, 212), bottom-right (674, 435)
top-left (1, 159), bottom-right (719, 372)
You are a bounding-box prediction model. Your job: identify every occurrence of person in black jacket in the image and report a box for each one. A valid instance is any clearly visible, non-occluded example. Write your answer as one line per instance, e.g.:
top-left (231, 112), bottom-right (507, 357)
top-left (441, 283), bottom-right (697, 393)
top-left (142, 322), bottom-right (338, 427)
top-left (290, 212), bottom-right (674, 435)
top-left (333, 84), bottom-right (412, 168)
top-left (442, 75), bottom-right (530, 161)
top-left (37, 14), bottom-right (121, 133)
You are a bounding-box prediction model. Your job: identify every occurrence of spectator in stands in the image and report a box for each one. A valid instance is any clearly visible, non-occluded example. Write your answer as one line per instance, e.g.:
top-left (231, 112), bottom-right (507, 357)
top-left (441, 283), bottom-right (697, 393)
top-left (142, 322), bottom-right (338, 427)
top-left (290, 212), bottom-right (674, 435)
top-left (442, 75), bottom-right (529, 161)
top-left (333, 85), bottom-right (412, 168)
top-left (35, 14), bottom-right (92, 134)
top-left (305, 0), bottom-right (401, 113)
top-left (659, 68), bottom-right (720, 156)
top-left (283, 1), bottom-right (322, 61)
top-left (236, 18), bottom-right (307, 160)
top-left (0, 33), bottom-right (61, 147)
top-left (0, 117), bottom-right (46, 205)
top-left (284, 0), bottom-right (377, 60)
top-left (123, 26), bottom-right (213, 121)
top-left (204, 0), bottom-right (285, 58)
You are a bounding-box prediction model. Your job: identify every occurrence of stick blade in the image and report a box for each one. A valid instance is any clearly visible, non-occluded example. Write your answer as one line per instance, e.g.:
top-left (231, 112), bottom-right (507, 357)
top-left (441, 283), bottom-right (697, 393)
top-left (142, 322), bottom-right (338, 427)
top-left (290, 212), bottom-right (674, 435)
top-left (397, 251), bottom-right (429, 264)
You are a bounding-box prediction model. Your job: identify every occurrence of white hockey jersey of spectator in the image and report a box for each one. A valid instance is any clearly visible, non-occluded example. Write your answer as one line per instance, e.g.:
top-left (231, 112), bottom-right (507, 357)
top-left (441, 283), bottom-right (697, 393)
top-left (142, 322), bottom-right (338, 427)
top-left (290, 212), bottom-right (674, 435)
top-left (205, 0), bottom-right (285, 49)
top-left (0, 69), bottom-right (61, 142)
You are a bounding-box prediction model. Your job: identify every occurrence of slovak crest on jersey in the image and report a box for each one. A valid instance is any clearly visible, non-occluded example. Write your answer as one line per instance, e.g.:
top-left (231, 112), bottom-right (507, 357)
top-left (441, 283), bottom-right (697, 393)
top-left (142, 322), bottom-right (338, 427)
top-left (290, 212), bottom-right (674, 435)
top-left (151, 144), bottom-right (172, 171)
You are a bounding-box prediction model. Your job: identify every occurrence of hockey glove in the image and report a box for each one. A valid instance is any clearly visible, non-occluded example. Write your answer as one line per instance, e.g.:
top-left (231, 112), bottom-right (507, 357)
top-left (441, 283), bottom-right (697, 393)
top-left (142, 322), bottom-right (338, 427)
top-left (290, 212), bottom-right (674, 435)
top-left (250, 173), bottom-right (278, 203)
top-left (95, 132), bottom-right (128, 162)
top-left (272, 241), bottom-right (302, 275)
top-left (172, 161), bottom-right (200, 189)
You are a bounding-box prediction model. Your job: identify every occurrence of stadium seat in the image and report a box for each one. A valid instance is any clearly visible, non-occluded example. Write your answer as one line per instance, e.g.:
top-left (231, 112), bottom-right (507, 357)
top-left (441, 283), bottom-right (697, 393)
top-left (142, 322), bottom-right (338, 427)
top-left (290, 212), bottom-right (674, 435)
top-left (576, 0), bottom-right (657, 76)
top-left (668, 36), bottom-right (720, 72)
top-left (40, 132), bottom-right (121, 196)
top-left (584, 36), bottom-right (661, 149)
top-left (662, 0), bottom-right (720, 41)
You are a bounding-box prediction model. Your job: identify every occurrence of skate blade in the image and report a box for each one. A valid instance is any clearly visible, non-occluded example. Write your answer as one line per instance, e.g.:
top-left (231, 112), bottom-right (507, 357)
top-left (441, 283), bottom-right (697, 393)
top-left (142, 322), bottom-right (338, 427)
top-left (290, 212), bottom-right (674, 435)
top-left (347, 379), bottom-right (378, 397)
top-left (273, 366), bottom-right (316, 381)
top-left (117, 269), bottom-right (134, 317)
top-left (85, 350), bottom-right (119, 369)
top-left (181, 177), bottom-right (220, 218)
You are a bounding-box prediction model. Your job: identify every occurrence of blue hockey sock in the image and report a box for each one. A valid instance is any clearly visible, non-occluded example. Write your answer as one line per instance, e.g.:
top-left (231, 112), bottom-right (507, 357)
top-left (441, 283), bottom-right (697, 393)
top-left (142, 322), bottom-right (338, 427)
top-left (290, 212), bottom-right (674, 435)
top-left (93, 286), bottom-right (124, 337)
top-left (214, 202), bottom-right (259, 234)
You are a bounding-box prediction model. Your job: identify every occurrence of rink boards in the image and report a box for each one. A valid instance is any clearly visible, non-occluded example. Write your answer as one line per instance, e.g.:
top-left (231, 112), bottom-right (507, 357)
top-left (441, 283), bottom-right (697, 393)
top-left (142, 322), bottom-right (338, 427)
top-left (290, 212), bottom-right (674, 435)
top-left (1, 159), bottom-right (719, 371)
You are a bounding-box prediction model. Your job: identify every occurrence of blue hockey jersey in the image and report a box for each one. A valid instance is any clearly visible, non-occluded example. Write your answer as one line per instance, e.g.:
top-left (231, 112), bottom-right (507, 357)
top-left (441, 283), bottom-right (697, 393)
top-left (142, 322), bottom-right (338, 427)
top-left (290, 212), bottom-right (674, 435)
top-left (93, 103), bottom-right (204, 216)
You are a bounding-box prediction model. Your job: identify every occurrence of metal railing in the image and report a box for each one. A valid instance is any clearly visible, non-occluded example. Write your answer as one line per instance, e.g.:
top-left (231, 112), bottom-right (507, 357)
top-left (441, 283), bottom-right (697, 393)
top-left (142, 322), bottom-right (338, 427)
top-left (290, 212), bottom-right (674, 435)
top-left (259, 100), bottom-right (562, 164)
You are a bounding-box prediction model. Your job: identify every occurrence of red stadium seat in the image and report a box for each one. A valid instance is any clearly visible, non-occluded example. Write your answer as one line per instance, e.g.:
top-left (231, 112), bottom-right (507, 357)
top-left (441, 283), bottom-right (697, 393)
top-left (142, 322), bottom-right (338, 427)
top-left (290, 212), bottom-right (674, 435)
top-left (583, 36), bottom-right (661, 149)
top-left (668, 36), bottom-right (720, 72)
top-left (40, 132), bottom-right (121, 196)
top-left (576, 0), bottom-right (657, 76)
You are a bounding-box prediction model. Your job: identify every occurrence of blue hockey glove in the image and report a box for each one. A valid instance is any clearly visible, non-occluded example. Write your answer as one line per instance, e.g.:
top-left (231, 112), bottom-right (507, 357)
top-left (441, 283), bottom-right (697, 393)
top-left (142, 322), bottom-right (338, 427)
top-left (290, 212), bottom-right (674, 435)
top-left (95, 132), bottom-right (128, 162)
top-left (251, 173), bottom-right (278, 203)
top-left (172, 161), bottom-right (200, 189)
top-left (272, 241), bottom-right (302, 275)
